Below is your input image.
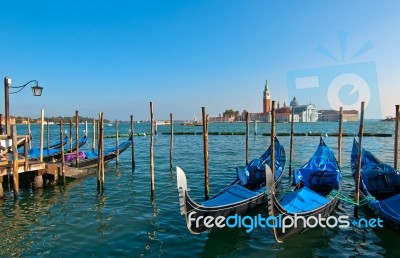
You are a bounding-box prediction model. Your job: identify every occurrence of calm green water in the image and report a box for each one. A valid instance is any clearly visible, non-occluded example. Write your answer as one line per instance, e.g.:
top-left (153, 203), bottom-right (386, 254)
top-left (1, 121), bottom-right (399, 257)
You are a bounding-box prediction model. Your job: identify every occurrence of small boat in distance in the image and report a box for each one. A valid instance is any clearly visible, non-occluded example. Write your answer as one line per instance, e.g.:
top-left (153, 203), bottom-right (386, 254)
top-left (180, 115), bottom-right (203, 126)
top-left (381, 116), bottom-right (396, 122)
top-left (156, 120), bottom-right (171, 126)
top-left (177, 137), bottom-right (286, 234)
top-left (268, 137), bottom-right (342, 242)
top-left (351, 139), bottom-right (400, 227)
top-left (180, 121), bottom-right (202, 126)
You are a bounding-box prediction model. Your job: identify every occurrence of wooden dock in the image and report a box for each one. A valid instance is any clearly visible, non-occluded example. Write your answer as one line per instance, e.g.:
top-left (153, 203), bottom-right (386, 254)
top-left (0, 160), bottom-right (45, 177)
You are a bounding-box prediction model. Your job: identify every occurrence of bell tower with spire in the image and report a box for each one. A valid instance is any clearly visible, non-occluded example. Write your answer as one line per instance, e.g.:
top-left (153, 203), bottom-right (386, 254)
top-left (263, 80), bottom-right (271, 113)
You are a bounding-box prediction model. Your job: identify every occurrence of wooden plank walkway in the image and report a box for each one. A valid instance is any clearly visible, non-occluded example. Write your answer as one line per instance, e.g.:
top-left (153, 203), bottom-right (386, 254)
top-left (0, 161), bottom-right (94, 178)
top-left (0, 160), bottom-right (45, 177)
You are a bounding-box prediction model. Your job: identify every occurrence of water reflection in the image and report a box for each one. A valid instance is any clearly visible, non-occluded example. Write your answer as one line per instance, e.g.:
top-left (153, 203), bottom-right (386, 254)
top-left (114, 165), bottom-right (121, 178)
top-left (140, 197), bottom-right (164, 257)
top-left (0, 186), bottom-right (62, 256)
top-left (96, 192), bottom-right (109, 244)
top-left (200, 226), bottom-right (248, 258)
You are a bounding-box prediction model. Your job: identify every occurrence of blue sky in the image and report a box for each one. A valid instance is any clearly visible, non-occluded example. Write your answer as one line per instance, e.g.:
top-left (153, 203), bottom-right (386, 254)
top-left (1, 0), bottom-right (399, 120)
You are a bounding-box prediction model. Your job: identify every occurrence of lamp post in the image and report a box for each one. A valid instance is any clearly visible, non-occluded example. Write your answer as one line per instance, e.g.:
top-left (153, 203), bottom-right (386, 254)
top-left (4, 76), bottom-right (43, 134)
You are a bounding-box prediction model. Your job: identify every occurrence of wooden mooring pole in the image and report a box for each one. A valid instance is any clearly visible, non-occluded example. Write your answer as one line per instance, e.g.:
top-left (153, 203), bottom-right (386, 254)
top-left (97, 112), bottom-right (105, 190)
top-left (355, 101), bottom-right (365, 217)
top-left (69, 119), bottom-right (73, 153)
top-left (254, 120), bottom-right (257, 136)
top-left (115, 120), bottom-right (119, 166)
top-left (170, 113), bottom-right (173, 172)
top-left (35, 112), bottom-right (45, 189)
top-left (270, 101), bottom-right (276, 176)
top-left (338, 107), bottom-right (343, 166)
top-left (4, 77), bottom-right (10, 134)
top-left (0, 114), bottom-right (2, 135)
top-left (245, 111), bottom-right (249, 165)
top-left (47, 120), bottom-right (50, 150)
top-left (75, 111), bottom-right (79, 168)
top-left (40, 109), bottom-right (44, 162)
top-left (11, 125), bottom-right (19, 199)
top-left (150, 102), bottom-right (155, 197)
top-left (289, 107), bottom-right (294, 177)
top-left (202, 107), bottom-right (209, 200)
top-left (92, 118), bottom-right (96, 151)
top-left (395, 105), bottom-right (399, 170)
top-left (27, 117), bottom-right (31, 149)
top-left (60, 121), bottom-right (65, 184)
top-left (130, 115), bottom-right (135, 169)
top-left (24, 135), bottom-right (28, 172)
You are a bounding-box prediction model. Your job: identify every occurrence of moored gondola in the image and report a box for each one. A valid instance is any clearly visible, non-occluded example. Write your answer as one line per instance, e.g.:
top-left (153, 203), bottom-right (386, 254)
top-left (17, 135), bottom-right (69, 156)
top-left (351, 139), bottom-right (400, 227)
top-left (267, 137), bottom-right (342, 242)
top-left (64, 135), bottom-right (133, 168)
top-left (26, 135), bottom-right (87, 162)
top-left (177, 137), bottom-right (286, 234)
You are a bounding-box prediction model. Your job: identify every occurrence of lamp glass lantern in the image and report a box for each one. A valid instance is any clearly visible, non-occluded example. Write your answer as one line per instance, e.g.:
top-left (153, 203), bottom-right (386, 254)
top-left (31, 85), bottom-right (43, 96)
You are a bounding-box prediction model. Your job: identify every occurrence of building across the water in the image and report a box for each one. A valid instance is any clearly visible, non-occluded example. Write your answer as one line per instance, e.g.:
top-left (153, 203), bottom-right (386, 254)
top-left (318, 109), bottom-right (359, 122)
top-left (276, 103), bottom-right (299, 123)
top-left (288, 97), bottom-right (318, 122)
top-left (273, 97), bottom-right (317, 123)
top-left (243, 81), bottom-right (319, 123)
top-left (246, 80), bottom-right (272, 122)
top-left (210, 80), bottom-right (356, 123)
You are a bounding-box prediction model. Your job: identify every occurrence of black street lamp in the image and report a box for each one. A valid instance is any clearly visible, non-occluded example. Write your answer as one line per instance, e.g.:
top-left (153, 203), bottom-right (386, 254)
top-left (4, 76), bottom-right (44, 134)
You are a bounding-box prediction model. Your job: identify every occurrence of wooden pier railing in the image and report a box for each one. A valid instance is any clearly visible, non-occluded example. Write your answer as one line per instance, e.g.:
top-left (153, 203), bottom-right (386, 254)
top-left (0, 125), bottom-right (45, 199)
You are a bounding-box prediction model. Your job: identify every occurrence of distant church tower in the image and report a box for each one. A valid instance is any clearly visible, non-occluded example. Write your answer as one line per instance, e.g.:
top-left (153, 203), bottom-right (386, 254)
top-left (263, 80), bottom-right (271, 113)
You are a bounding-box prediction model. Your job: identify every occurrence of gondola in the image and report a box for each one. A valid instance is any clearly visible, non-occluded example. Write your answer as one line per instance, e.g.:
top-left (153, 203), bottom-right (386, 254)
top-left (17, 135), bottom-right (69, 155)
top-left (351, 139), bottom-right (400, 226)
top-left (47, 135), bottom-right (69, 149)
top-left (177, 137), bottom-right (286, 234)
top-left (64, 135), bottom-right (133, 168)
top-left (267, 137), bottom-right (342, 242)
top-left (26, 135), bottom-right (87, 162)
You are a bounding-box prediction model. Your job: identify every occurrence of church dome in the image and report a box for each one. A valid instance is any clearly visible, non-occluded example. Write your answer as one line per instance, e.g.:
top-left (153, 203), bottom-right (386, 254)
top-left (290, 97), bottom-right (300, 107)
